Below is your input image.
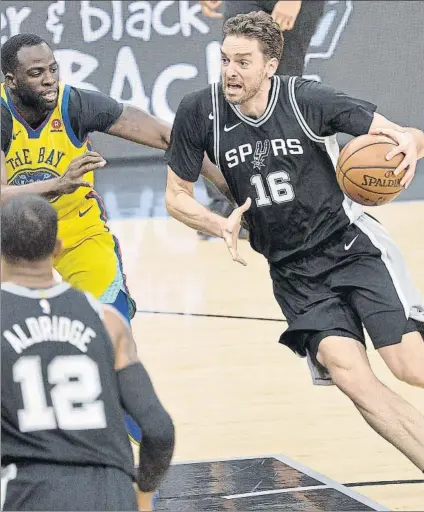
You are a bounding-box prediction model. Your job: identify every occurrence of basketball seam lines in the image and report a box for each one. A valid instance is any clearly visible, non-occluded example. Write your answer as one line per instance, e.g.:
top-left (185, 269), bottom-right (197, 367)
top-left (288, 77), bottom-right (326, 144)
top-left (338, 141), bottom-right (396, 170)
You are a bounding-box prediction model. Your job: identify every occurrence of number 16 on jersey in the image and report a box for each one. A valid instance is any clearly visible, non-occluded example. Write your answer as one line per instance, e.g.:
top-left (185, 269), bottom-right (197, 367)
top-left (251, 170), bottom-right (295, 206)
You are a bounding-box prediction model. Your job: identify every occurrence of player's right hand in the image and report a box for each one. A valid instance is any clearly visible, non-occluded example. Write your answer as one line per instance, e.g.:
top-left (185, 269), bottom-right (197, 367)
top-left (222, 197), bottom-right (251, 266)
top-left (199, 0), bottom-right (223, 18)
top-left (136, 489), bottom-right (156, 511)
top-left (56, 152), bottom-right (106, 194)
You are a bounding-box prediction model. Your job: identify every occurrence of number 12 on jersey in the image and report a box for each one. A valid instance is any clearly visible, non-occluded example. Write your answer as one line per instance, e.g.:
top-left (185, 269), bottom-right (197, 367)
top-left (13, 355), bottom-right (107, 432)
top-left (250, 170), bottom-right (295, 206)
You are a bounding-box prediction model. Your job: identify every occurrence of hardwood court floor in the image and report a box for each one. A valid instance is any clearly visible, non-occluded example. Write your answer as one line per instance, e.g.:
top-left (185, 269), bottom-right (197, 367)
top-left (110, 201), bottom-right (424, 511)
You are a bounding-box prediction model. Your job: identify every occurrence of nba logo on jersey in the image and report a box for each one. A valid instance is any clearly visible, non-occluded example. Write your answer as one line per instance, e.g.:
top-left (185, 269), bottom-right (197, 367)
top-left (252, 140), bottom-right (270, 170)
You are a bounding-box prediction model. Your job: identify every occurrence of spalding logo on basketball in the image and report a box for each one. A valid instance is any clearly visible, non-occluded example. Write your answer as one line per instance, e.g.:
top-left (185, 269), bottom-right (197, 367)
top-left (336, 134), bottom-right (406, 206)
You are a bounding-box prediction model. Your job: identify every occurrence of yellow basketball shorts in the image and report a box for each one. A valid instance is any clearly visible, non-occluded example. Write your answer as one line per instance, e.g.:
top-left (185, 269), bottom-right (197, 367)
top-left (54, 191), bottom-right (136, 319)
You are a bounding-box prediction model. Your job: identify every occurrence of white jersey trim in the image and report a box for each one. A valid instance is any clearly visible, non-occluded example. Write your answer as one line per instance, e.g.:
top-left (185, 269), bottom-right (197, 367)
top-left (1, 281), bottom-right (71, 299)
top-left (288, 76), bottom-right (326, 144)
top-left (229, 75), bottom-right (281, 127)
top-left (211, 82), bottom-right (221, 171)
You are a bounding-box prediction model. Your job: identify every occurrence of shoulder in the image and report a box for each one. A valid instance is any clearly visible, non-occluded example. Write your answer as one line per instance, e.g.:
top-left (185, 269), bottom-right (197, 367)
top-left (82, 290), bottom-right (105, 321)
top-left (177, 86), bottom-right (212, 116)
top-left (289, 77), bottom-right (333, 102)
top-left (67, 85), bottom-right (123, 115)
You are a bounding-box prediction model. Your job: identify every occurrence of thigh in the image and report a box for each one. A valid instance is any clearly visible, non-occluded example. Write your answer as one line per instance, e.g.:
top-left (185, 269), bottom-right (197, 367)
top-left (270, 258), bottom-right (365, 359)
top-left (54, 233), bottom-right (136, 316)
top-left (55, 234), bottom-right (117, 297)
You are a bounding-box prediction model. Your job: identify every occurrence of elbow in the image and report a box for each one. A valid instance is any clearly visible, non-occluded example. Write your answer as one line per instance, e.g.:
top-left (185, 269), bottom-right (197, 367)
top-left (143, 411), bottom-right (175, 455)
top-left (0, 184), bottom-right (11, 205)
top-left (156, 413), bottom-right (175, 451)
top-left (165, 190), bottom-right (179, 218)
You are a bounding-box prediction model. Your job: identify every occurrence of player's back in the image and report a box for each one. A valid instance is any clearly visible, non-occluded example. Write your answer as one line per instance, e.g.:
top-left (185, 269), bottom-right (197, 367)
top-left (1, 281), bottom-right (134, 478)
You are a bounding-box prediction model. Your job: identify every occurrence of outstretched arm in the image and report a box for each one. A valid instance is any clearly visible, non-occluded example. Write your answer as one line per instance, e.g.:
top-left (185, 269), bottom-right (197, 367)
top-left (107, 105), bottom-right (170, 150)
top-left (166, 167), bottom-right (251, 265)
top-left (106, 105), bottom-right (234, 201)
top-left (166, 166), bottom-right (226, 236)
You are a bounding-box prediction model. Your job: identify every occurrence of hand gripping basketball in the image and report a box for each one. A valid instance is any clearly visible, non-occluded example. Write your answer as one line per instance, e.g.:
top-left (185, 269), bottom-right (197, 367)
top-left (370, 128), bottom-right (417, 189)
top-left (222, 197), bottom-right (251, 266)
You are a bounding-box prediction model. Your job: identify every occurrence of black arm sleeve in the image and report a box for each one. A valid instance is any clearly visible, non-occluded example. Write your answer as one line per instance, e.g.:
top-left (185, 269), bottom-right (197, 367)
top-left (293, 78), bottom-right (378, 137)
top-left (68, 87), bottom-right (124, 143)
top-left (1, 105), bottom-right (13, 153)
top-left (117, 362), bottom-right (175, 492)
top-left (164, 91), bottom-right (207, 182)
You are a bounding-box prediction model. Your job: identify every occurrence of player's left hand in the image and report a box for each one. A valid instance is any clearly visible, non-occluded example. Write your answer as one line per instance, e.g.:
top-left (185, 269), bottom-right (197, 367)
top-left (271, 0), bottom-right (302, 31)
top-left (370, 128), bottom-right (417, 189)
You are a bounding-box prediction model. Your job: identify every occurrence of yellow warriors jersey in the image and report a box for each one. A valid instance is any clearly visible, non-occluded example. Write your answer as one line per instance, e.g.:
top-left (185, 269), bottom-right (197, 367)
top-left (1, 82), bottom-right (101, 248)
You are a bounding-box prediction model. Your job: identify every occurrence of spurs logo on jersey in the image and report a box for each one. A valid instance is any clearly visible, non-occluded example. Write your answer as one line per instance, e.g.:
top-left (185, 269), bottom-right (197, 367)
top-left (225, 138), bottom-right (304, 169)
top-left (252, 140), bottom-right (270, 170)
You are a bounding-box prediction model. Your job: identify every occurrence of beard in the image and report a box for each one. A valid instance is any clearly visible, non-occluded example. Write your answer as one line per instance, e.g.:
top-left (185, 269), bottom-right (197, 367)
top-left (223, 71), bottom-right (266, 105)
top-left (15, 81), bottom-right (58, 112)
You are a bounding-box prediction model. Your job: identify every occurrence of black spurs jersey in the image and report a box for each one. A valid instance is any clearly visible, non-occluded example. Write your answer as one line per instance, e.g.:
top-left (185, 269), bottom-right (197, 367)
top-left (1, 282), bottom-right (134, 478)
top-left (166, 75), bottom-right (377, 262)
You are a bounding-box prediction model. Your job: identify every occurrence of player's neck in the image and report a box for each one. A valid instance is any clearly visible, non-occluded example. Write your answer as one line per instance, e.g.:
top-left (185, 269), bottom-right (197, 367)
top-left (238, 78), bottom-right (272, 119)
top-left (8, 90), bottom-right (51, 128)
top-left (3, 261), bottom-right (56, 289)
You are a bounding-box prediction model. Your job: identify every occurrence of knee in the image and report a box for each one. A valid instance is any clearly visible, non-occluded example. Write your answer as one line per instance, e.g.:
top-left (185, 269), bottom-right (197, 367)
top-left (317, 336), bottom-right (375, 400)
top-left (390, 363), bottom-right (424, 388)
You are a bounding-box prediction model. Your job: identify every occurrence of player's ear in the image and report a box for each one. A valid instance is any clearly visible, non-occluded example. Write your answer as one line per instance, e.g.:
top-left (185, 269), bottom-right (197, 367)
top-left (53, 238), bottom-right (63, 258)
top-left (266, 58), bottom-right (279, 78)
top-left (4, 73), bottom-right (16, 90)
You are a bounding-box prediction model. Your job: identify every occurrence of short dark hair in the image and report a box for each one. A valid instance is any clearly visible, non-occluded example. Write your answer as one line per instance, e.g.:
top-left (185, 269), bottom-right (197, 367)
top-left (1, 33), bottom-right (48, 75)
top-left (223, 11), bottom-right (284, 61)
top-left (1, 195), bottom-right (58, 263)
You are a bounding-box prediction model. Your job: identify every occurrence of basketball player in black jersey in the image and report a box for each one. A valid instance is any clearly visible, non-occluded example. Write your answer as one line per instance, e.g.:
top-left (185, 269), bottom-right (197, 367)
top-left (1, 195), bottom-right (175, 511)
top-left (165, 11), bottom-right (424, 470)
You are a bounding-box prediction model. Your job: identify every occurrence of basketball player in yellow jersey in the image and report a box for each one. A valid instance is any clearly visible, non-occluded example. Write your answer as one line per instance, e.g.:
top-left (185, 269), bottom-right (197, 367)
top-left (1, 33), bottom-right (230, 452)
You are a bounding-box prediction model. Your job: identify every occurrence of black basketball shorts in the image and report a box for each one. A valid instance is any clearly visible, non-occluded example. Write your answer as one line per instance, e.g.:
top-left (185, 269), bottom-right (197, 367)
top-left (1, 462), bottom-right (137, 511)
top-left (270, 214), bottom-right (424, 382)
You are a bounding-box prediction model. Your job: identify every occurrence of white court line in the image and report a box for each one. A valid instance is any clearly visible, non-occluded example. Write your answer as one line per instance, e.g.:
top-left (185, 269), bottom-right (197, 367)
top-left (169, 454), bottom-right (389, 511)
top-left (224, 484), bottom-right (328, 499)
top-left (274, 454), bottom-right (390, 512)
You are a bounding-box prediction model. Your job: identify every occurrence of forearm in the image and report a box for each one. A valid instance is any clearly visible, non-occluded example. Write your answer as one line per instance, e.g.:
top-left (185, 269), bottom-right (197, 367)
top-left (107, 105), bottom-right (170, 151)
top-left (200, 156), bottom-right (236, 206)
top-left (0, 179), bottom-right (60, 205)
top-left (117, 363), bottom-right (175, 492)
top-left (166, 188), bottom-right (226, 237)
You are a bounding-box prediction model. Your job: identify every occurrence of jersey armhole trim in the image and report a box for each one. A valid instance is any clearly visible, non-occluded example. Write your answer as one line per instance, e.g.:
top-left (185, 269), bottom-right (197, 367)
top-left (288, 76), bottom-right (326, 144)
top-left (83, 291), bottom-right (105, 321)
top-left (1, 98), bottom-right (12, 155)
top-left (62, 85), bottom-right (87, 149)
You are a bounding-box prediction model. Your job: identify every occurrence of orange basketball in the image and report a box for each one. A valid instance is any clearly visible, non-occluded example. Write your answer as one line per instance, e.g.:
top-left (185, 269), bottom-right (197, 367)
top-left (336, 134), bottom-right (406, 206)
